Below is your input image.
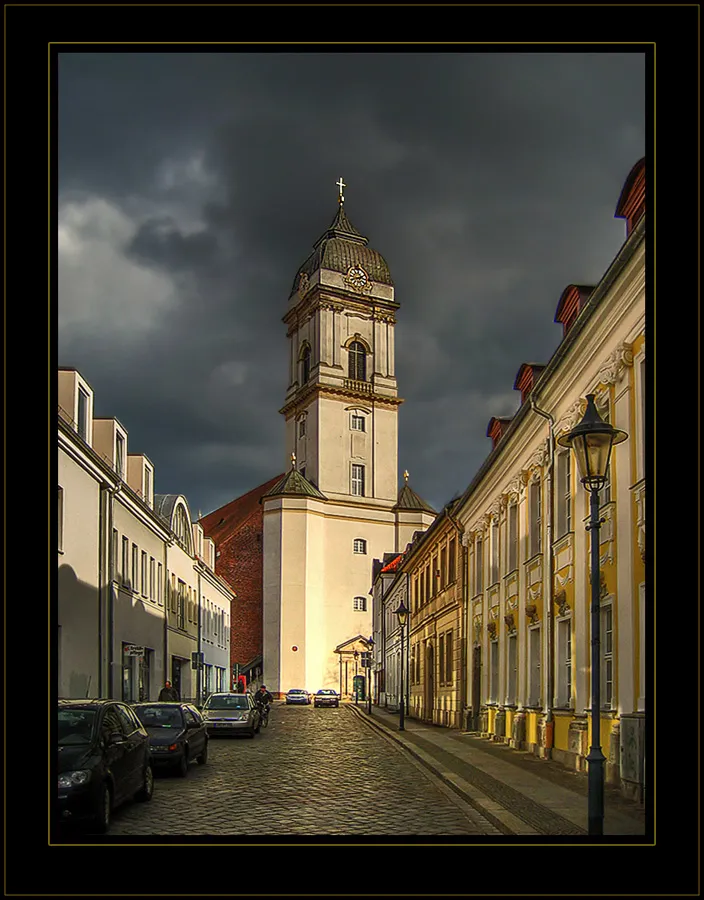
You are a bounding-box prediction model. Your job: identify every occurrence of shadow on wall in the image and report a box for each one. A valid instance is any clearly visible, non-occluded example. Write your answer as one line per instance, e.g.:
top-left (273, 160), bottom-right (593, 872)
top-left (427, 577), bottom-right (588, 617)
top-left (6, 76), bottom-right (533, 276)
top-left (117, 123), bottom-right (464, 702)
top-left (58, 564), bottom-right (167, 700)
top-left (58, 564), bottom-right (100, 699)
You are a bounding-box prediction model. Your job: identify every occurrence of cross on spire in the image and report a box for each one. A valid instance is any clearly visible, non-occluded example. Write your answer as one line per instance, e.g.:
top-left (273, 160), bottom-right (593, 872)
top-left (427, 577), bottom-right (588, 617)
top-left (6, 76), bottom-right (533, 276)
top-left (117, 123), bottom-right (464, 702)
top-left (336, 176), bottom-right (346, 204)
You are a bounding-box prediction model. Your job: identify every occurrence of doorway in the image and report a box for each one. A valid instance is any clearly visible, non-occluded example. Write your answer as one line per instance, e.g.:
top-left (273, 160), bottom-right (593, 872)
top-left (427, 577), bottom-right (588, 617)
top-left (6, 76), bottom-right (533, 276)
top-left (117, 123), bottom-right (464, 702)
top-left (472, 644), bottom-right (482, 731)
top-left (425, 643), bottom-right (434, 723)
top-left (171, 657), bottom-right (183, 699)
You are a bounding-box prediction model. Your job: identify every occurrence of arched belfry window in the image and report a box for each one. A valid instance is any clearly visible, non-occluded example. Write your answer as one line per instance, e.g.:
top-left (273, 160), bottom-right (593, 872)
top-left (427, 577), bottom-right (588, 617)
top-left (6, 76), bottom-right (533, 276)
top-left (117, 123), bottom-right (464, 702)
top-left (300, 344), bottom-right (311, 384)
top-left (348, 341), bottom-right (367, 382)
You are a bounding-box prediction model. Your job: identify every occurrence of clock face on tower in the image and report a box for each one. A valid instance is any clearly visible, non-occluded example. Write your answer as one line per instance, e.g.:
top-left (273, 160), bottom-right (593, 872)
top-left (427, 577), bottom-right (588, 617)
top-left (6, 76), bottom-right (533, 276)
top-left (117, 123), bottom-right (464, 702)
top-left (345, 265), bottom-right (370, 291)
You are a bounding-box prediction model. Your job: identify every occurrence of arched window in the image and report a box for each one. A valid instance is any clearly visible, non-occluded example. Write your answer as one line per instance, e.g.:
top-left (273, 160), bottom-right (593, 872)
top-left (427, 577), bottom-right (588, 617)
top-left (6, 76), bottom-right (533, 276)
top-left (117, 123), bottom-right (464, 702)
top-left (348, 341), bottom-right (366, 382)
top-left (300, 345), bottom-right (311, 383)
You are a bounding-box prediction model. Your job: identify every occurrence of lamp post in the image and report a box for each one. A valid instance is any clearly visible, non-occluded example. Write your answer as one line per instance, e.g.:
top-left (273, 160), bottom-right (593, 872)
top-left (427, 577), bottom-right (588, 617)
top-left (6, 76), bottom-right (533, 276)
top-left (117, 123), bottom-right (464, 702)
top-left (367, 636), bottom-right (374, 715)
top-left (395, 598), bottom-right (409, 731)
top-left (557, 393), bottom-right (628, 836)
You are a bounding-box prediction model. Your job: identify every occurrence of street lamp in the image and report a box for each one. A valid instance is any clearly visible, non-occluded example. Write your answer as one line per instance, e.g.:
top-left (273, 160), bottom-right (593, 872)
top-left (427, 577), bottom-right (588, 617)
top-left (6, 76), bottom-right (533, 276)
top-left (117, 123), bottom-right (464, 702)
top-left (557, 393), bottom-right (628, 836)
top-left (367, 636), bottom-right (375, 716)
top-left (394, 598), bottom-right (409, 731)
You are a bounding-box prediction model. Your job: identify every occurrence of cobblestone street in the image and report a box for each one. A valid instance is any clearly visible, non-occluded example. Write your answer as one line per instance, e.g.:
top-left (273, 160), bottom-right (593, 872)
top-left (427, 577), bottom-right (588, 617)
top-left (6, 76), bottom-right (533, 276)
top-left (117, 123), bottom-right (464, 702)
top-left (88, 703), bottom-right (500, 837)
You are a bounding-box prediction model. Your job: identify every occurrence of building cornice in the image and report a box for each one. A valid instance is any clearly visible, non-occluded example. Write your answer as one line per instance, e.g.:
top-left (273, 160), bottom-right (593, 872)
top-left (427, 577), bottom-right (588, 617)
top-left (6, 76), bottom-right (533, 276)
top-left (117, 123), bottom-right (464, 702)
top-left (280, 382), bottom-right (403, 417)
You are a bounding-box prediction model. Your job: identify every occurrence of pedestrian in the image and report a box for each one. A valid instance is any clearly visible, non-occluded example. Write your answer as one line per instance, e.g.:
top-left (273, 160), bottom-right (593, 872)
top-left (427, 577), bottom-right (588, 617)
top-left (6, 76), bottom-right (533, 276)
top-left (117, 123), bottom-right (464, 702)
top-left (158, 680), bottom-right (180, 702)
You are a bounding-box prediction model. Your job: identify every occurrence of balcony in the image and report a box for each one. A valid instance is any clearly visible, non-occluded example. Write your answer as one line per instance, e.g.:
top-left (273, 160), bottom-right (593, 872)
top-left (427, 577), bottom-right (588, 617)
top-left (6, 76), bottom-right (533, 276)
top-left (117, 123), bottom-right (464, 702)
top-left (343, 378), bottom-right (373, 393)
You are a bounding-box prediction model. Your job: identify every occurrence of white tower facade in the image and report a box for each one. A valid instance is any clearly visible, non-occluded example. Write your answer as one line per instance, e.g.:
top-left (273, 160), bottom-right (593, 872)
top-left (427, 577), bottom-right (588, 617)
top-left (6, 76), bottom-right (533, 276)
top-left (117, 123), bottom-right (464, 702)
top-left (262, 192), bottom-right (436, 697)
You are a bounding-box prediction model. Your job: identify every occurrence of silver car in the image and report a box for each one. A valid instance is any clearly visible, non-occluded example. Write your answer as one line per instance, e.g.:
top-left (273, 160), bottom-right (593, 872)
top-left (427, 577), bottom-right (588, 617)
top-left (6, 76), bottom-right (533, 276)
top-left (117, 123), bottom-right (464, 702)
top-left (201, 693), bottom-right (261, 738)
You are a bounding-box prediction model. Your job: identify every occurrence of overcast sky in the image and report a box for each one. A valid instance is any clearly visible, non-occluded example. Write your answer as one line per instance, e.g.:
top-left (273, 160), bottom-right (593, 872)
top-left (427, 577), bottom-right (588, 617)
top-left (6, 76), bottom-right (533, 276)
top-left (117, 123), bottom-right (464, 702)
top-left (58, 51), bottom-right (645, 518)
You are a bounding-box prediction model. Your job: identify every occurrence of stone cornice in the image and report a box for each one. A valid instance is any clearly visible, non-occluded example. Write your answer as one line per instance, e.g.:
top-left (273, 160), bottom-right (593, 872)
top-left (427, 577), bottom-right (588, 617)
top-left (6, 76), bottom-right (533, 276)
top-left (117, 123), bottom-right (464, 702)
top-left (280, 382), bottom-right (403, 417)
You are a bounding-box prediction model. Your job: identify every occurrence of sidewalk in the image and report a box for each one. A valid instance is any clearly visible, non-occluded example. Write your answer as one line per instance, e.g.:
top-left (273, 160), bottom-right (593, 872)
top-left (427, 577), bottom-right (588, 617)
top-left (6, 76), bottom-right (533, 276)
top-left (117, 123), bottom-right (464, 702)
top-left (347, 702), bottom-right (647, 837)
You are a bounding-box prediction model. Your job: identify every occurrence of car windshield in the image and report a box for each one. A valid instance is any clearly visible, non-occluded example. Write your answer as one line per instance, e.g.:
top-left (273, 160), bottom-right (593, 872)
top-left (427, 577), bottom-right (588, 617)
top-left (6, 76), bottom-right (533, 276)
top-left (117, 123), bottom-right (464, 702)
top-left (57, 708), bottom-right (97, 745)
top-left (318, 690), bottom-right (336, 695)
top-left (288, 690), bottom-right (305, 694)
top-left (135, 706), bottom-right (184, 728)
top-left (204, 695), bottom-right (249, 710)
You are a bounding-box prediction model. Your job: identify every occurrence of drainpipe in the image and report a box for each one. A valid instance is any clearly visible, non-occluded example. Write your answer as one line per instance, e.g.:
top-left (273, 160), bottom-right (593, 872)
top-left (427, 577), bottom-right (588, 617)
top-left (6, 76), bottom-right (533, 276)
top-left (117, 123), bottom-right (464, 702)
top-left (530, 395), bottom-right (555, 757)
top-left (196, 565), bottom-right (202, 707)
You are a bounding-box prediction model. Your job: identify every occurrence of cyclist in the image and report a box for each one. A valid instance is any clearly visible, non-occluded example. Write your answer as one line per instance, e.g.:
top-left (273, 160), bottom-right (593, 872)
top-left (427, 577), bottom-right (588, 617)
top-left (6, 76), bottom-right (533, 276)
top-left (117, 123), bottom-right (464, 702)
top-left (254, 684), bottom-right (273, 708)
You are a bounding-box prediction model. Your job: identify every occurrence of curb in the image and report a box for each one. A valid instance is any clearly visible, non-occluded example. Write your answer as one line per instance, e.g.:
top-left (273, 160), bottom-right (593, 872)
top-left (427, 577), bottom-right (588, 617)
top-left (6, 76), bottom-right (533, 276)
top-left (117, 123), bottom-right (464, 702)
top-left (347, 705), bottom-right (524, 835)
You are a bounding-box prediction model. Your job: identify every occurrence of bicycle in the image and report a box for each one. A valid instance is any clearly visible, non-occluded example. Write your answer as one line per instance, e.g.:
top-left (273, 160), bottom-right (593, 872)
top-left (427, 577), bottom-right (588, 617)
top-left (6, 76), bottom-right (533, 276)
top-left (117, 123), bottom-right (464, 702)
top-left (256, 703), bottom-right (270, 729)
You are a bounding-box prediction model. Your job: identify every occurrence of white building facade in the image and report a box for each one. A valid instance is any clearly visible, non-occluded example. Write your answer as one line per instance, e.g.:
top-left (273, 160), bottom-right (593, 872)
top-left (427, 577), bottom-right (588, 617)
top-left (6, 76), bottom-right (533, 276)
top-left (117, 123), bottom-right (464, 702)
top-left (262, 201), bottom-right (434, 697)
top-left (58, 368), bottom-right (233, 703)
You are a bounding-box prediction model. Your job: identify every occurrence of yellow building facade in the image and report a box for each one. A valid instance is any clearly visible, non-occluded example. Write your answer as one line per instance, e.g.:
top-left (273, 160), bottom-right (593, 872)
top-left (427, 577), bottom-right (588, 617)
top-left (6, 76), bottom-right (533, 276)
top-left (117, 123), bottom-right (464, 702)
top-left (454, 159), bottom-right (646, 800)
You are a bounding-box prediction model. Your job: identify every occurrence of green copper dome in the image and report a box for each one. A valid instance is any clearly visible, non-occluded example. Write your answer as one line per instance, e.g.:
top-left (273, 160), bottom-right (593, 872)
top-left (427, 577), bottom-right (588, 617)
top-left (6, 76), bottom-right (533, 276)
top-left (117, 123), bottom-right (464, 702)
top-left (290, 205), bottom-right (393, 295)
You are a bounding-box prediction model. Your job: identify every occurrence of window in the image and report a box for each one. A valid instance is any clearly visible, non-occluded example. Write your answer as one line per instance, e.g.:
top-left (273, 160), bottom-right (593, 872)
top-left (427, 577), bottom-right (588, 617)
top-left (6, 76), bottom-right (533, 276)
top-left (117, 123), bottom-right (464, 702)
top-left (431, 556), bottom-right (438, 597)
top-left (116, 432), bottom-right (125, 478)
top-left (149, 558), bottom-right (155, 601)
top-left (348, 341), bottom-right (367, 381)
top-left (474, 538), bottom-right (483, 595)
top-left (601, 605), bottom-right (613, 708)
top-left (489, 640), bottom-right (499, 703)
top-left (122, 537), bottom-right (130, 587)
top-left (298, 418), bottom-right (306, 438)
top-left (177, 580), bottom-right (186, 629)
top-left (507, 634), bottom-right (517, 705)
top-left (448, 538), bottom-right (456, 584)
top-left (440, 547), bottom-right (447, 590)
top-left (439, 635), bottom-right (445, 684)
top-left (141, 551), bottom-right (147, 596)
top-left (529, 480), bottom-right (542, 557)
top-left (301, 345), bottom-right (311, 383)
top-left (77, 387), bottom-right (89, 441)
top-left (157, 563), bottom-right (163, 606)
top-left (556, 452), bottom-right (572, 538)
top-left (425, 565), bottom-right (431, 601)
top-left (420, 570), bottom-right (426, 606)
top-left (353, 596), bottom-right (367, 612)
top-left (351, 464), bottom-right (365, 497)
top-left (174, 505), bottom-right (191, 552)
top-left (144, 467), bottom-right (152, 505)
top-left (508, 502), bottom-right (518, 572)
top-left (115, 703), bottom-right (139, 736)
top-left (353, 538), bottom-right (367, 554)
top-left (58, 487), bottom-right (64, 552)
top-left (413, 578), bottom-right (419, 612)
top-left (100, 706), bottom-right (124, 742)
top-left (557, 618), bottom-right (572, 707)
top-left (490, 520), bottom-right (500, 585)
top-left (529, 627), bottom-right (541, 706)
top-left (445, 630), bottom-right (453, 683)
top-left (132, 544), bottom-right (139, 592)
top-left (351, 414), bottom-right (365, 432)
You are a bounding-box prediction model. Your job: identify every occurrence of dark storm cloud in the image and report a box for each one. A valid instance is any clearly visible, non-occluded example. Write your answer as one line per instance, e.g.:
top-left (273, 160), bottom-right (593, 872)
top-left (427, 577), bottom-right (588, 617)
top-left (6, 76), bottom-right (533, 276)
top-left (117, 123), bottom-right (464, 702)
top-left (58, 51), bottom-right (645, 516)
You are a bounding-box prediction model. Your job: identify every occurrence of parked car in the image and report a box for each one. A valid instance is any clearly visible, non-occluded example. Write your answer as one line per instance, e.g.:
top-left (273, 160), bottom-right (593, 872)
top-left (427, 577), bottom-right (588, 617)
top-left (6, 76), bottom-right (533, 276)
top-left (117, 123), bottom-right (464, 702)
top-left (132, 702), bottom-right (208, 776)
top-left (313, 689), bottom-right (340, 708)
top-left (201, 692), bottom-right (261, 738)
top-left (285, 689), bottom-right (311, 705)
top-left (57, 699), bottom-right (153, 834)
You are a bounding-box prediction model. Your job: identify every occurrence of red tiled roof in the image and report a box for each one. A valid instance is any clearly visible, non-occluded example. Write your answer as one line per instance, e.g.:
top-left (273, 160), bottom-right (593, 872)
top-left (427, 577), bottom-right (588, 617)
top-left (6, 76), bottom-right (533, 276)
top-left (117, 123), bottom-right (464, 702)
top-left (200, 474), bottom-right (284, 548)
top-left (381, 553), bottom-right (404, 573)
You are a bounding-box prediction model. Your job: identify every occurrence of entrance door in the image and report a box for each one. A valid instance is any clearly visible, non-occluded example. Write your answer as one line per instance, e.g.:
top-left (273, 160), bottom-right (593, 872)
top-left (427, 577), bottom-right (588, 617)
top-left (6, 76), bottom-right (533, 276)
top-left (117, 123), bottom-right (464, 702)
top-left (472, 644), bottom-right (482, 731)
top-left (171, 657), bottom-right (182, 699)
top-left (425, 644), bottom-right (434, 723)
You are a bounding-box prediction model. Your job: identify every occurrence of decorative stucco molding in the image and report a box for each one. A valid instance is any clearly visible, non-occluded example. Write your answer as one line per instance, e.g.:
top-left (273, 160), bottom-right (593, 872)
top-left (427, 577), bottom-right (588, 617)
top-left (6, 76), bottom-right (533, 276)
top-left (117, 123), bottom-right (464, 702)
top-left (597, 341), bottom-right (634, 386)
top-left (555, 398), bottom-right (586, 439)
top-left (554, 589), bottom-right (570, 617)
top-left (504, 613), bottom-right (516, 634)
top-left (487, 621), bottom-right (497, 639)
top-left (634, 482), bottom-right (646, 562)
top-left (525, 604), bottom-right (539, 625)
top-left (461, 532), bottom-right (471, 548)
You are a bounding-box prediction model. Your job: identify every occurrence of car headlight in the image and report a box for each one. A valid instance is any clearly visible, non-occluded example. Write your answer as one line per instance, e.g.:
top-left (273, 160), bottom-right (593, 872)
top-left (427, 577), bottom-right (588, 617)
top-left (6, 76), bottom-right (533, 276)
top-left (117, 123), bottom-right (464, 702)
top-left (58, 770), bottom-right (92, 788)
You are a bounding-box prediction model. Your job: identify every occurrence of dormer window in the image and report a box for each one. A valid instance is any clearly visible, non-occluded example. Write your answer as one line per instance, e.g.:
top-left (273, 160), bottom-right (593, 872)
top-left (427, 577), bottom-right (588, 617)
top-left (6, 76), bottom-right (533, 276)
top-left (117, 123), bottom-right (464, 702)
top-left (77, 387), bottom-right (89, 441)
top-left (115, 432), bottom-right (125, 478)
top-left (348, 341), bottom-right (367, 382)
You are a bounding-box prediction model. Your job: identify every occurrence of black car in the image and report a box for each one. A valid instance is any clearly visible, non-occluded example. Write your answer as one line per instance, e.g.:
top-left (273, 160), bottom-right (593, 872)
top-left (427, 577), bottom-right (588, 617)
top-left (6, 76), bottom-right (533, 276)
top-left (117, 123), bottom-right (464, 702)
top-left (132, 702), bottom-right (209, 775)
top-left (57, 699), bottom-right (154, 834)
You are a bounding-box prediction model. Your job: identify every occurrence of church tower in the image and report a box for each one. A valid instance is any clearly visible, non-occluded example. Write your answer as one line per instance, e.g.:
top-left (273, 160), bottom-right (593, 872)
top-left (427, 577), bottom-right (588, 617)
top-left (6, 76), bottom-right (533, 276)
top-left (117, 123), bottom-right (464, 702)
top-left (262, 180), bottom-right (435, 697)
